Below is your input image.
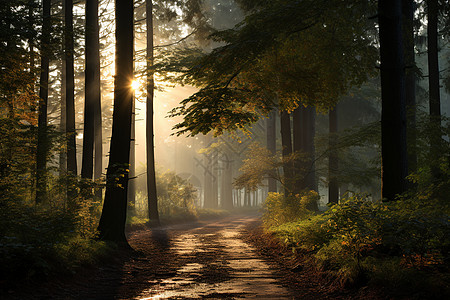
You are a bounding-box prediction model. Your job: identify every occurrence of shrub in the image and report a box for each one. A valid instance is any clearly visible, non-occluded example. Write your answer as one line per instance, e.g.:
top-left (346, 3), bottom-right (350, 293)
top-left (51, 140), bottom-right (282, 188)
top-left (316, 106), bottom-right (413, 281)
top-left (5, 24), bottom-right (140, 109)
top-left (262, 191), bottom-right (318, 228)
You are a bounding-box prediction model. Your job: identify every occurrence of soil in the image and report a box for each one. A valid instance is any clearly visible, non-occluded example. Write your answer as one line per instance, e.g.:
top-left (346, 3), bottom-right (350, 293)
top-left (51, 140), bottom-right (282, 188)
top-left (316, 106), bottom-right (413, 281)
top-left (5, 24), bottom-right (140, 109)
top-left (3, 214), bottom-right (387, 299)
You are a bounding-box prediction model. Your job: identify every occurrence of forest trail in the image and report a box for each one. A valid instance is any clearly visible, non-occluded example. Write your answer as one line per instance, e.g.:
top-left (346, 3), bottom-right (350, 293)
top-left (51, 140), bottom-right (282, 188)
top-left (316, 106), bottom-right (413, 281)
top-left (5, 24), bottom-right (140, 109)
top-left (10, 215), bottom-right (300, 299)
top-left (120, 215), bottom-right (293, 299)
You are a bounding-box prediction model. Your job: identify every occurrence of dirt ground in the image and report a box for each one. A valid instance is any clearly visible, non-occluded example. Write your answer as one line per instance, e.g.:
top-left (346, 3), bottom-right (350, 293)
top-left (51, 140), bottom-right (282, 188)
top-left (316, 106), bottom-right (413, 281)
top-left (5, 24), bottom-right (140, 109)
top-left (4, 214), bottom-right (385, 299)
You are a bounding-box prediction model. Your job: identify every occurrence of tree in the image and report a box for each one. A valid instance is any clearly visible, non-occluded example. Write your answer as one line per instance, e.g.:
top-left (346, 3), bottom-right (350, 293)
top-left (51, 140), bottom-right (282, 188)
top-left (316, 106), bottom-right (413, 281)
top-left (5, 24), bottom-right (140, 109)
top-left (328, 107), bottom-right (339, 204)
top-left (146, 0), bottom-right (160, 224)
top-left (378, 0), bottom-right (408, 200)
top-left (98, 0), bottom-right (134, 245)
top-left (266, 109), bottom-right (277, 193)
top-left (426, 0), bottom-right (442, 180)
top-left (65, 0), bottom-right (77, 192)
top-left (280, 110), bottom-right (294, 193)
top-left (81, 0), bottom-right (102, 184)
top-left (36, 0), bottom-right (51, 203)
top-left (402, 0), bottom-right (417, 176)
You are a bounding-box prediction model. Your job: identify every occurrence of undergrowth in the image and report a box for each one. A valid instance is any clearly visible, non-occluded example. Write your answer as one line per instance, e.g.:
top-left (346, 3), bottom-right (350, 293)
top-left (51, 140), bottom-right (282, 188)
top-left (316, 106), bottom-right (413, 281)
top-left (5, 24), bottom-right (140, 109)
top-left (263, 191), bottom-right (450, 298)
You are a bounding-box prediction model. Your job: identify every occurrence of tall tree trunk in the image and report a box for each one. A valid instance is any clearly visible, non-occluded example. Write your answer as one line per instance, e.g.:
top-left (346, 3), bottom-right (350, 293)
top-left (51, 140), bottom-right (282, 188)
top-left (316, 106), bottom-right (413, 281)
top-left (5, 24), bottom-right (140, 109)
top-left (212, 151), bottom-right (219, 208)
top-left (292, 106), bottom-right (303, 193)
top-left (98, 0), bottom-right (134, 245)
top-left (427, 0), bottom-right (441, 178)
top-left (280, 110), bottom-right (293, 194)
top-left (266, 110), bottom-right (277, 193)
top-left (81, 0), bottom-right (101, 181)
top-left (128, 98), bottom-right (136, 212)
top-left (378, 0), bottom-right (408, 200)
top-left (328, 107), bottom-right (339, 204)
top-left (146, 0), bottom-right (159, 224)
top-left (92, 0), bottom-right (103, 199)
top-left (303, 106), bottom-right (317, 192)
top-left (35, 0), bottom-right (51, 203)
top-left (65, 0), bottom-right (77, 202)
top-left (221, 152), bottom-right (233, 209)
top-left (402, 0), bottom-right (417, 176)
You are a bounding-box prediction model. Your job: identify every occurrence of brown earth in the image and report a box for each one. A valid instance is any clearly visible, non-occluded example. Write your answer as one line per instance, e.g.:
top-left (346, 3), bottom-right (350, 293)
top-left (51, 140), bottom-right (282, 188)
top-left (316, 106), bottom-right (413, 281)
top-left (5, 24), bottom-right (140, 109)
top-left (3, 214), bottom-right (387, 299)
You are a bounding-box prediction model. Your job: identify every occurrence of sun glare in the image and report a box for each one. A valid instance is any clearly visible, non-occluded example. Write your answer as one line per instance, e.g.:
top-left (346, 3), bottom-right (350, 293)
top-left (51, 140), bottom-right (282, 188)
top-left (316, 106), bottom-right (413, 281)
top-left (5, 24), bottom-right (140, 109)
top-left (131, 80), bottom-right (139, 91)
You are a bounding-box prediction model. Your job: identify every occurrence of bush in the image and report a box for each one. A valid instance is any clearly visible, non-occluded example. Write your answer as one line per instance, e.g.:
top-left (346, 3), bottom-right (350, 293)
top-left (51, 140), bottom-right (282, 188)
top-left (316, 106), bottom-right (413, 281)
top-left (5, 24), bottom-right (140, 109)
top-left (265, 192), bottom-right (450, 293)
top-left (262, 191), bottom-right (318, 228)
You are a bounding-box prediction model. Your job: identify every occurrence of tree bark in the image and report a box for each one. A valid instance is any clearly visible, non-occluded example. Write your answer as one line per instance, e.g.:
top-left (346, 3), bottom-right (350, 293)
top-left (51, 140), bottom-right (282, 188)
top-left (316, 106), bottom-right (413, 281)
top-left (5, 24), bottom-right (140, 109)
top-left (146, 0), bottom-right (160, 224)
top-left (81, 0), bottom-right (101, 182)
top-left (280, 110), bottom-right (294, 194)
top-left (427, 0), bottom-right (440, 119)
top-left (221, 152), bottom-right (233, 209)
top-left (65, 0), bottom-right (77, 196)
top-left (292, 106), bottom-right (303, 193)
top-left (427, 0), bottom-right (442, 179)
top-left (378, 0), bottom-right (408, 200)
top-left (266, 109), bottom-right (277, 193)
top-left (98, 0), bottom-right (134, 245)
top-left (303, 106), bottom-right (317, 192)
top-left (328, 107), bottom-right (339, 204)
top-left (36, 0), bottom-right (51, 203)
top-left (402, 0), bottom-right (417, 176)
top-left (128, 98), bottom-right (136, 212)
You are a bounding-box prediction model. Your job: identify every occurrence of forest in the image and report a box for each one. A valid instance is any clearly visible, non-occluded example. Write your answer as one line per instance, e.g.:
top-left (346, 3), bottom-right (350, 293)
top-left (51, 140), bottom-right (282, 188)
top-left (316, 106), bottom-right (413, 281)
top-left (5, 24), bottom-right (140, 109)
top-left (1, 0), bottom-right (450, 299)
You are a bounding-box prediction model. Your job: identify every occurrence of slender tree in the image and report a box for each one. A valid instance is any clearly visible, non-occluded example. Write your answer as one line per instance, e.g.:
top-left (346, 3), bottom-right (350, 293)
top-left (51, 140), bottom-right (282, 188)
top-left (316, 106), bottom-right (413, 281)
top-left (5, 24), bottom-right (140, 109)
top-left (65, 0), bottom-right (77, 187)
top-left (266, 109), bottom-right (277, 193)
top-left (35, 0), bottom-right (51, 203)
top-left (427, 0), bottom-right (442, 178)
top-left (378, 0), bottom-right (408, 200)
top-left (98, 0), bottom-right (134, 245)
top-left (328, 107), bottom-right (339, 204)
top-left (146, 0), bottom-right (160, 224)
top-left (81, 0), bottom-right (101, 182)
top-left (280, 110), bottom-right (293, 194)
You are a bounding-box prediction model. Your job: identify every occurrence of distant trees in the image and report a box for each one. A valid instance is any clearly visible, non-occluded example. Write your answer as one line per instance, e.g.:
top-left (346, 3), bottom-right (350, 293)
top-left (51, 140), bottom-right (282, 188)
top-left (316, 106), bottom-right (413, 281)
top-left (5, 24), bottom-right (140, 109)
top-left (170, 0), bottom-right (377, 205)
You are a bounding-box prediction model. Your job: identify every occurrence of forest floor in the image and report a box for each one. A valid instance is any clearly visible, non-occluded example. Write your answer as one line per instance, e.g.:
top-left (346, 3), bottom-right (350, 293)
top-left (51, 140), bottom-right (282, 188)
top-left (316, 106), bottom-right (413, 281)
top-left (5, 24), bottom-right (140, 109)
top-left (4, 214), bottom-right (386, 299)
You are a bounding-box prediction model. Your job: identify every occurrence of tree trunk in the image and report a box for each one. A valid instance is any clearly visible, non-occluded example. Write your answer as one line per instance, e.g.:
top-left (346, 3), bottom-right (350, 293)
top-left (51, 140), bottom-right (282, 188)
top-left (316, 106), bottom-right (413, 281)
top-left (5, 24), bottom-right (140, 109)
top-left (65, 0), bottom-right (77, 201)
top-left (427, 0), bottom-right (441, 179)
top-left (146, 0), bottom-right (160, 224)
top-left (221, 153), bottom-right (233, 209)
top-left (427, 0), bottom-right (440, 119)
top-left (212, 151), bottom-right (219, 208)
top-left (128, 98), bottom-right (136, 212)
top-left (378, 0), bottom-right (408, 200)
top-left (98, 0), bottom-right (134, 246)
top-left (266, 109), bottom-right (277, 193)
top-left (280, 110), bottom-right (293, 194)
top-left (328, 107), bottom-right (339, 204)
top-left (81, 0), bottom-right (101, 181)
top-left (402, 0), bottom-right (417, 176)
top-left (292, 106), bottom-right (303, 193)
top-left (36, 0), bottom-right (51, 203)
top-left (303, 106), bottom-right (317, 192)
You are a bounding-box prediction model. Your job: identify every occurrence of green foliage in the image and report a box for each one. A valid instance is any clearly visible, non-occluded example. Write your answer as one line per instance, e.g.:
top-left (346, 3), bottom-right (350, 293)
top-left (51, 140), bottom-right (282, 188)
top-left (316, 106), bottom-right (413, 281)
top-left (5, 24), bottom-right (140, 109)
top-left (132, 170), bottom-right (198, 223)
top-left (266, 193), bottom-right (450, 292)
top-left (169, 0), bottom-right (378, 136)
top-left (157, 171), bottom-right (198, 217)
top-left (0, 190), bottom-right (109, 281)
top-left (262, 191), bottom-right (317, 229)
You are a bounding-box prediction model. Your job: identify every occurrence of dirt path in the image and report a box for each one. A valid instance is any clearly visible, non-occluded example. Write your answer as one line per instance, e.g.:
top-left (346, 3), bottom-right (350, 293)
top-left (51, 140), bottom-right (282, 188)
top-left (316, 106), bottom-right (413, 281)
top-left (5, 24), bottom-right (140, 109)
top-left (8, 215), bottom-right (293, 299)
top-left (117, 215), bottom-right (293, 299)
top-left (5, 214), bottom-right (384, 299)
